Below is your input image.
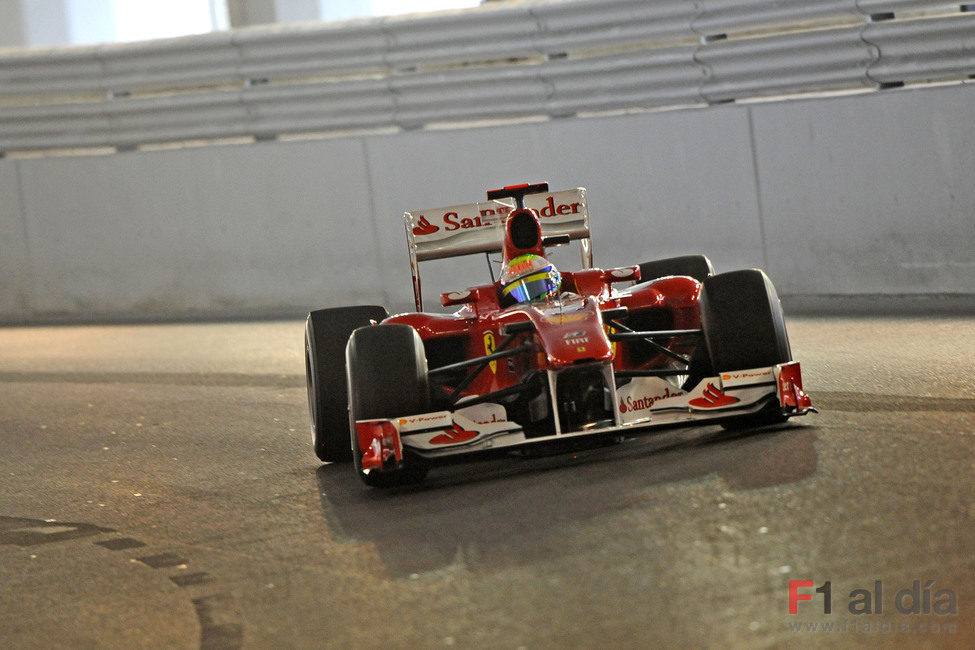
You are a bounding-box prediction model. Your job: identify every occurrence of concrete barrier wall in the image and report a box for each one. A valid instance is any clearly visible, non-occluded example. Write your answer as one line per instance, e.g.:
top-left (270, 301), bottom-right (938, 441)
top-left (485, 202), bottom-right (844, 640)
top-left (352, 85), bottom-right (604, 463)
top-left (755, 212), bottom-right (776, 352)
top-left (1, 81), bottom-right (973, 323)
top-left (0, 162), bottom-right (30, 317)
top-left (754, 84), bottom-right (975, 299)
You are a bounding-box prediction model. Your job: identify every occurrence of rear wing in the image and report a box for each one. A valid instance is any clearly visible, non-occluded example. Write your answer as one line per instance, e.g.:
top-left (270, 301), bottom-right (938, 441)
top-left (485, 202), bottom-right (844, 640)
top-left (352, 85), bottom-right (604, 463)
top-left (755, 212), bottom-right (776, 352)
top-left (405, 187), bottom-right (593, 310)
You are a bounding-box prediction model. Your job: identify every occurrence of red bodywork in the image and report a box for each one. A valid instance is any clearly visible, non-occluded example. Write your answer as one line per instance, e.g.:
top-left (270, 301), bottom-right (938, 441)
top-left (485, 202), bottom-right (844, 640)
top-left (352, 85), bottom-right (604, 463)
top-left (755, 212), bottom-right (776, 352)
top-left (386, 272), bottom-right (700, 402)
top-left (350, 184), bottom-right (814, 477)
top-left (391, 182), bottom-right (701, 401)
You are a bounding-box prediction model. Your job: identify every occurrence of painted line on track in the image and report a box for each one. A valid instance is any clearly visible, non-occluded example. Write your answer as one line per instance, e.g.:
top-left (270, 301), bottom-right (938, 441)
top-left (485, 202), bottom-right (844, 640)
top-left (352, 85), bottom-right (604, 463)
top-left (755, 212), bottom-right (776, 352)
top-left (0, 515), bottom-right (243, 650)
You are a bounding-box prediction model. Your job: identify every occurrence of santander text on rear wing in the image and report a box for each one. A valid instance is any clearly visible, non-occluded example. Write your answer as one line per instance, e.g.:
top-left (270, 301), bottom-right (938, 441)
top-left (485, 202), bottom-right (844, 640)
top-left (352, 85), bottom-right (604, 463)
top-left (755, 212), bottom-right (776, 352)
top-left (405, 187), bottom-right (592, 310)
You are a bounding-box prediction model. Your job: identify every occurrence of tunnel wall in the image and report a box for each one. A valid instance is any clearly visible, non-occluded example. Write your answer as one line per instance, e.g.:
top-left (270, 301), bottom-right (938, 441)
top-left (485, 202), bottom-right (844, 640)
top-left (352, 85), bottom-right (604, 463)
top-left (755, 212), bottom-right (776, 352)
top-left (1, 81), bottom-right (972, 322)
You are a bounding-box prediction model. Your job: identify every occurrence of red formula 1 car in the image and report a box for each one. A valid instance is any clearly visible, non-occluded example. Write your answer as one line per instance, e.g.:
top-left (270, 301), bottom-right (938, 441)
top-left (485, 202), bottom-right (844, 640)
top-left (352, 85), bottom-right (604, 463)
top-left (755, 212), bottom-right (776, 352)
top-left (305, 183), bottom-right (814, 486)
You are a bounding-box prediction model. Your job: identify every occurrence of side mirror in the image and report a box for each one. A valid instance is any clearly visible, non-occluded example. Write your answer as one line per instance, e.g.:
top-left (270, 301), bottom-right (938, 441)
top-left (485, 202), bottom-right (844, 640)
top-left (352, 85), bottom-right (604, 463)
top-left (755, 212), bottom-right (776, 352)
top-left (441, 289), bottom-right (478, 307)
top-left (601, 266), bottom-right (641, 284)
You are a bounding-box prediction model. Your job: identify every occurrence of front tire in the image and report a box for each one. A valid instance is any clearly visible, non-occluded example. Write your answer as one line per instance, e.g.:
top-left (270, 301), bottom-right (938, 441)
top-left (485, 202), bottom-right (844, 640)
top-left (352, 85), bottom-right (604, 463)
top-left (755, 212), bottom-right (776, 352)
top-left (305, 305), bottom-right (388, 462)
top-left (346, 324), bottom-right (430, 487)
top-left (700, 269), bottom-right (792, 429)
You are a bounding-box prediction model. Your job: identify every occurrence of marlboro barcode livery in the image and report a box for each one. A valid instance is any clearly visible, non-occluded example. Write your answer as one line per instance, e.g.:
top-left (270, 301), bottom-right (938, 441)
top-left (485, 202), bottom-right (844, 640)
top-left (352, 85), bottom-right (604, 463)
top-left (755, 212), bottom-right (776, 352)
top-left (304, 183), bottom-right (814, 487)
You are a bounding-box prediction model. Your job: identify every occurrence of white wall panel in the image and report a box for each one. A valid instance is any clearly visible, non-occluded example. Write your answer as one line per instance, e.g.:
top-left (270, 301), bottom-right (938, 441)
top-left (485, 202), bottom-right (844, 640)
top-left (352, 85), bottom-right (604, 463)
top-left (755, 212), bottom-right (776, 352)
top-left (0, 161), bottom-right (30, 320)
top-left (15, 139), bottom-right (382, 318)
top-left (752, 84), bottom-right (975, 296)
top-left (3, 82), bottom-right (974, 322)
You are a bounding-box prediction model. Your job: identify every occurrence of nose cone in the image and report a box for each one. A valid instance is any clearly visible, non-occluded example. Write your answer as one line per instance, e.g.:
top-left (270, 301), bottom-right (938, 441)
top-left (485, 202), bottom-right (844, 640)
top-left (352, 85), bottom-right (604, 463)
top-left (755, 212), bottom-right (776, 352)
top-left (524, 296), bottom-right (613, 368)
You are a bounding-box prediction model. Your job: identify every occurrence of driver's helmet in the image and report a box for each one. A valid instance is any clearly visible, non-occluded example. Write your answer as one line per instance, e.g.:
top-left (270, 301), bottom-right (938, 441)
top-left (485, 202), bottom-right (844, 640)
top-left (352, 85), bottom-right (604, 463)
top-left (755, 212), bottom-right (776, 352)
top-left (500, 254), bottom-right (561, 304)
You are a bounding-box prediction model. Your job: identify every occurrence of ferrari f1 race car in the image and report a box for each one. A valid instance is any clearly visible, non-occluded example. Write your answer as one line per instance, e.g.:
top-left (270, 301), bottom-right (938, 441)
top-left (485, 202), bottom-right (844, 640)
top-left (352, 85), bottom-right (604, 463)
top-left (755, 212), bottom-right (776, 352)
top-left (305, 183), bottom-right (814, 486)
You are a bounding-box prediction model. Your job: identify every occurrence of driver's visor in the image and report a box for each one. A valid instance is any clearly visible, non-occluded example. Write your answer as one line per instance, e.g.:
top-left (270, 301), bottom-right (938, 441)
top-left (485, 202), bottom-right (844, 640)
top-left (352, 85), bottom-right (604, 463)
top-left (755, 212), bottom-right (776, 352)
top-left (502, 271), bottom-right (558, 303)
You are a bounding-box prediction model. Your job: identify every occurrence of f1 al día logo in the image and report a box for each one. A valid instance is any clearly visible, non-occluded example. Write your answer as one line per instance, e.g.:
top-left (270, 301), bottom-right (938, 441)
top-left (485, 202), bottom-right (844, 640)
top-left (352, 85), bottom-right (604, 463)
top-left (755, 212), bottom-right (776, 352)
top-left (789, 579), bottom-right (957, 615)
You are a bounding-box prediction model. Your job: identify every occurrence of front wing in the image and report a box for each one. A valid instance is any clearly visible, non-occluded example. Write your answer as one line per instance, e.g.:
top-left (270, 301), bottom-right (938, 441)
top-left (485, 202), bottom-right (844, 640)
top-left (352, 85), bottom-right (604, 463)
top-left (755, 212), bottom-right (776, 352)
top-left (355, 362), bottom-right (813, 472)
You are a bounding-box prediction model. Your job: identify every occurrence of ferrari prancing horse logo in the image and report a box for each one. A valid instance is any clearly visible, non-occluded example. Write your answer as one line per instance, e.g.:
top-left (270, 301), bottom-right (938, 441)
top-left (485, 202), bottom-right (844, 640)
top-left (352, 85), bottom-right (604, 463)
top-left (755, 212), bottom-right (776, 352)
top-left (483, 331), bottom-right (497, 374)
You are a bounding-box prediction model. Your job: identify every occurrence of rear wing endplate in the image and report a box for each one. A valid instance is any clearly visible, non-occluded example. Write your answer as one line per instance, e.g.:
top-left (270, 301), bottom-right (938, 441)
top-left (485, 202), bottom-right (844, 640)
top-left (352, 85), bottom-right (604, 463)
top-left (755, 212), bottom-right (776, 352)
top-left (404, 187), bottom-right (592, 310)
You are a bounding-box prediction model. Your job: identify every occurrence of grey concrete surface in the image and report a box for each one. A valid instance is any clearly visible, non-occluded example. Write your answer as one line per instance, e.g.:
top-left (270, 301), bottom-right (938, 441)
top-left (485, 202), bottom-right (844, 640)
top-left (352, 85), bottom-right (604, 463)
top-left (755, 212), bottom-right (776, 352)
top-left (753, 84), bottom-right (975, 297)
top-left (0, 317), bottom-right (972, 649)
top-left (0, 161), bottom-right (30, 317)
top-left (2, 82), bottom-right (974, 323)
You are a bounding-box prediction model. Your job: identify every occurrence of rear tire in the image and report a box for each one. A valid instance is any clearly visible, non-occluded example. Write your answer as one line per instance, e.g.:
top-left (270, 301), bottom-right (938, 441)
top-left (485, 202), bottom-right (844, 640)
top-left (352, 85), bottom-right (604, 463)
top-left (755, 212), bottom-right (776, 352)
top-left (700, 269), bottom-right (792, 429)
top-left (347, 324), bottom-right (430, 487)
top-left (305, 305), bottom-right (388, 462)
top-left (639, 254), bottom-right (714, 283)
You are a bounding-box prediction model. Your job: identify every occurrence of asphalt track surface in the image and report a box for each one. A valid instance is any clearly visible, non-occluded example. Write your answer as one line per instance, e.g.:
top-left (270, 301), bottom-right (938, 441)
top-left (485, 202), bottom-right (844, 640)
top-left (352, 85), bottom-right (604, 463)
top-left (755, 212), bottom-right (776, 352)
top-left (0, 316), bottom-right (972, 649)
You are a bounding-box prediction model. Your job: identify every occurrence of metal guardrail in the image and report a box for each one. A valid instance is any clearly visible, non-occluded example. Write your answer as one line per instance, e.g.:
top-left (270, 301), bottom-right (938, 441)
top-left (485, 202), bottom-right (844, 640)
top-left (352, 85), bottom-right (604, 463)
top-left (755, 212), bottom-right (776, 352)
top-left (0, 0), bottom-right (972, 154)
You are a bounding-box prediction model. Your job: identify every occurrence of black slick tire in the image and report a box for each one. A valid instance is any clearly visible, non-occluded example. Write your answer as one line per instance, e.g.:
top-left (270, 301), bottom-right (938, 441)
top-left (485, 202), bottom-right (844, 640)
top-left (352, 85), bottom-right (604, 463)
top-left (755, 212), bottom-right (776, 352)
top-left (305, 305), bottom-right (388, 462)
top-left (346, 324), bottom-right (430, 487)
top-left (700, 269), bottom-right (792, 429)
